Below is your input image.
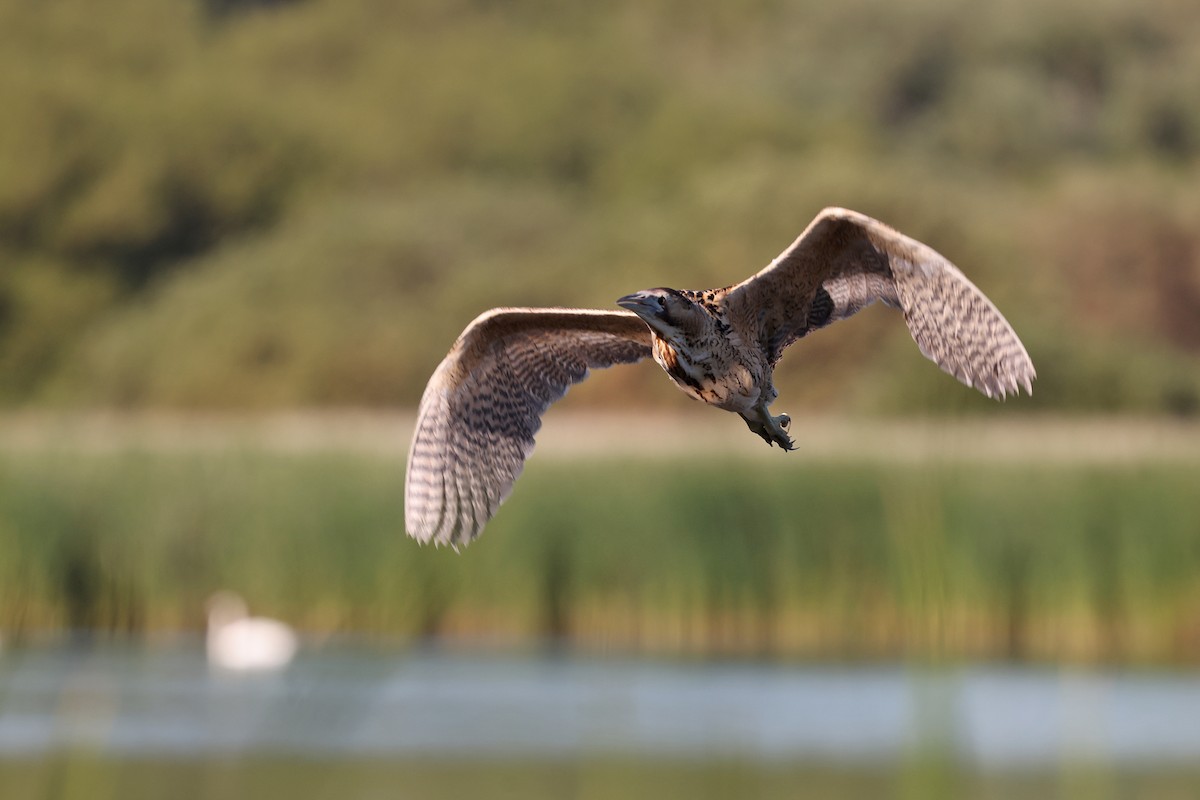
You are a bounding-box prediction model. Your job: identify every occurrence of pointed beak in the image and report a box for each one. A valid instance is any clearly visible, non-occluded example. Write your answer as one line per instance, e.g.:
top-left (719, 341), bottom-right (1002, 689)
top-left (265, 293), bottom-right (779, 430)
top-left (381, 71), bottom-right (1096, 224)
top-left (616, 292), bottom-right (656, 316)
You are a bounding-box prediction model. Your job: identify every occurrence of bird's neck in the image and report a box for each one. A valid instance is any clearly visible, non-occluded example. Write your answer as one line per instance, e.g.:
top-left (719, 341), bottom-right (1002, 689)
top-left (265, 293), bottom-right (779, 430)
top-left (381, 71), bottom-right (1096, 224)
top-left (653, 338), bottom-right (706, 395)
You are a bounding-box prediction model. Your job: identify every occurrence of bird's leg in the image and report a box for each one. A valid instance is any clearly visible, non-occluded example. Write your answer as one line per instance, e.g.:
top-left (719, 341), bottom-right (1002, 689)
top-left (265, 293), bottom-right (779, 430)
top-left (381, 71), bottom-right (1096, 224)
top-left (739, 405), bottom-right (794, 451)
top-left (741, 414), bottom-right (773, 446)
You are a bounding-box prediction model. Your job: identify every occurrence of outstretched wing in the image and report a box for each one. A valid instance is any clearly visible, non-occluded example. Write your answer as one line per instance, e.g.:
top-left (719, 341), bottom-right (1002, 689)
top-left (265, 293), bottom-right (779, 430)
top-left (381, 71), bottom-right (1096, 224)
top-left (405, 308), bottom-right (652, 548)
top-left (726, 207), bottom-right (1035, 399)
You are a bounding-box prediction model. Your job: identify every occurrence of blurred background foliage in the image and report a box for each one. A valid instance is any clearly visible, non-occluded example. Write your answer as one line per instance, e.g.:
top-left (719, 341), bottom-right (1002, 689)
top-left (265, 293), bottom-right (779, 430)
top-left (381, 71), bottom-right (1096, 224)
top-left (6, 449), bottom-right (1200, 665)
top-left (8, 7), bottom-right (1200, 795)
top-left (2, 0), bottom-right (1200, 414)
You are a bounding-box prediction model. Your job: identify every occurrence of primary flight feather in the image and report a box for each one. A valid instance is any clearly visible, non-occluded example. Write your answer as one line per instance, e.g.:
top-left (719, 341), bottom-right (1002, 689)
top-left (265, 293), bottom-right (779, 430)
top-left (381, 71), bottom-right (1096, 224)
top-left (405, 207), bottom-right (1036, 547)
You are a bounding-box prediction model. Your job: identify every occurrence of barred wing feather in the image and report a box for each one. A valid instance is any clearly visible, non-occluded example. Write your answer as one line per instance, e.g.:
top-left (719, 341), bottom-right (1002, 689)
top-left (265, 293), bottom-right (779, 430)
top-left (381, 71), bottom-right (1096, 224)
top-left (732, 207), bottom-right (1036, 399)
top-left (404, 308), bottom-right (652, 547)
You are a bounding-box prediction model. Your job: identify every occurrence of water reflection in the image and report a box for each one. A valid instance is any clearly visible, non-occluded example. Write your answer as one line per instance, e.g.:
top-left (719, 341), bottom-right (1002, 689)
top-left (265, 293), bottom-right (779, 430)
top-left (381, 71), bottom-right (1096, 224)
top-left (1, 642), bottom-right (1199, 767)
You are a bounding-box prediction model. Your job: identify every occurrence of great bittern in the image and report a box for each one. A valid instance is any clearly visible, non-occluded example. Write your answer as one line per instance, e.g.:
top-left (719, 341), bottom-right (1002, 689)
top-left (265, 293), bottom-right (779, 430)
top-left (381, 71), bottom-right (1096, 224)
top-left (405, 207), bottom-right (1036, 547)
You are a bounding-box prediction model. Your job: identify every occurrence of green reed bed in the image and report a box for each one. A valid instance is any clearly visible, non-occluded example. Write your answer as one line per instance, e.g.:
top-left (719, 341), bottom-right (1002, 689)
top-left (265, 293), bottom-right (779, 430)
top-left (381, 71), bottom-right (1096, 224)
top-left (1, 449), bottom-right (1198, 664)
top-left (4, 756), bottom-right (1200, 800)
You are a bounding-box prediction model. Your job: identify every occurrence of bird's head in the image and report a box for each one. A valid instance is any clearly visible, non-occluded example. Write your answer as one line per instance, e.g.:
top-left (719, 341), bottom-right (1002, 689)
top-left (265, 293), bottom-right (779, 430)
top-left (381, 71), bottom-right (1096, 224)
top-left (617, 288), bottom-right (704, 342)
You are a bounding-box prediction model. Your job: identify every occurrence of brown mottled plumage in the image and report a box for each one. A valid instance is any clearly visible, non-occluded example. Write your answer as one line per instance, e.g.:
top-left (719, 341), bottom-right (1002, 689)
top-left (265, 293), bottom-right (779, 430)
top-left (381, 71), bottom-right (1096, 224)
top-left (405, 207), bottom-right (1036, 547)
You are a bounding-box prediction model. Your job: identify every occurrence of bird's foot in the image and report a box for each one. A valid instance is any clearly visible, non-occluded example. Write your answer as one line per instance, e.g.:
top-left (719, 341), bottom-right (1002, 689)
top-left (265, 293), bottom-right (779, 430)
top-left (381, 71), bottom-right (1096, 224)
top-left (742, 411), bottom-right (794, 451)
top-left (767, 413), bottom-right (794, 451)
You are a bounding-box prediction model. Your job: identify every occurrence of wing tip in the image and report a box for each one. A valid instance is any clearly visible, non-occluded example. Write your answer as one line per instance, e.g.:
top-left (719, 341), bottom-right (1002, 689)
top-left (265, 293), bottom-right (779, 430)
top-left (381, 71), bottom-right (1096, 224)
top-left (405, 514), bottom-right (478, 551)
top-left (976, 362), bottom-right (1036, 402)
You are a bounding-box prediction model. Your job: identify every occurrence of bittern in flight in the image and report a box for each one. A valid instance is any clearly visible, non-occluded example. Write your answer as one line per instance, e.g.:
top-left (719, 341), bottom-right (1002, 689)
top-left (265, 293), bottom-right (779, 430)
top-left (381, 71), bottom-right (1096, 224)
top-left (405, 207), bottom-right (1036, 547)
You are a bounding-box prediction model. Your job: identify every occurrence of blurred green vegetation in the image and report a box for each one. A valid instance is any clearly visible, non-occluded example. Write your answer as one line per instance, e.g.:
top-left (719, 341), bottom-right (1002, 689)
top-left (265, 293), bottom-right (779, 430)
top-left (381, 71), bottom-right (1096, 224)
top-left (4, 756), bottom-right (1200, 800)
top-left (2, 0), bottom-right (1199, 412)
top-left (3, 448), bottom-right (1199, 665)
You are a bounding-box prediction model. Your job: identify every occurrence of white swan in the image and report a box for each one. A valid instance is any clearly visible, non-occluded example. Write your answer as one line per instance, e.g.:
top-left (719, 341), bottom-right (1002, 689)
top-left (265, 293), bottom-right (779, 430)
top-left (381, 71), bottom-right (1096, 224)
top-left (206, 591), bottom-right (298, 671)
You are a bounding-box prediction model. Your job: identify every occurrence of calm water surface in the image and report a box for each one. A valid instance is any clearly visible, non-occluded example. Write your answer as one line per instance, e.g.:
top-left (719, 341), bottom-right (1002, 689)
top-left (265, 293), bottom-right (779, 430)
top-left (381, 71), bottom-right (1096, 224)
top-left (1, 642), bottom-right (1198, 768)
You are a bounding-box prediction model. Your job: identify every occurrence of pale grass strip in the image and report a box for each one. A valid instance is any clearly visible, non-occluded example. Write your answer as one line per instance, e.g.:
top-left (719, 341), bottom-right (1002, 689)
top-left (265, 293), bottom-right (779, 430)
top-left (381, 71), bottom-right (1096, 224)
top-left (0, 411), bottom-right (1199, 464)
